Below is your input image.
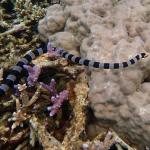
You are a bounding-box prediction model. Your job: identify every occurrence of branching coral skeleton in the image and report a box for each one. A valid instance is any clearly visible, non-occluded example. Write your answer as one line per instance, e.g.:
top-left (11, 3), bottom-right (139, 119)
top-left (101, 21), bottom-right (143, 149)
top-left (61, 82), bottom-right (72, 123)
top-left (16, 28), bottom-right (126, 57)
top-left (8, 97), bottom-right (30, 131)
top-left (8, 85), bottom-right (42, 131)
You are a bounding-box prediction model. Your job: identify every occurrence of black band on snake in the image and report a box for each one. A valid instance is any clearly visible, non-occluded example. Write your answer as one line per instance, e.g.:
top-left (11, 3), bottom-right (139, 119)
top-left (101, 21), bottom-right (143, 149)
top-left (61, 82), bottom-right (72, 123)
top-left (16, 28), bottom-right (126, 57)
top-left (0, 41), bottom-right (147, 97)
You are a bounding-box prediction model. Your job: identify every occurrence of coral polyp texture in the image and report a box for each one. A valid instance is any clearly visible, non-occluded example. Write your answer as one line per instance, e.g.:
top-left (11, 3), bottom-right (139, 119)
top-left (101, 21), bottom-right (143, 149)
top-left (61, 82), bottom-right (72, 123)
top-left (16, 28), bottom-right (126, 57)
top-left (38, 0), bottom-right (150, 149)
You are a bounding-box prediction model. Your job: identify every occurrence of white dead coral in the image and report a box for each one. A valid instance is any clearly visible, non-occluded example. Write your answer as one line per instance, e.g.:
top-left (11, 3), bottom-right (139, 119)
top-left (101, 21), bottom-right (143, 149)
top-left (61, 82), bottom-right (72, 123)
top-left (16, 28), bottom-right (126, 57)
top-left (81, 130), bottom-right (135, 150)
top-left (38, 0), bottom-right (150, 148)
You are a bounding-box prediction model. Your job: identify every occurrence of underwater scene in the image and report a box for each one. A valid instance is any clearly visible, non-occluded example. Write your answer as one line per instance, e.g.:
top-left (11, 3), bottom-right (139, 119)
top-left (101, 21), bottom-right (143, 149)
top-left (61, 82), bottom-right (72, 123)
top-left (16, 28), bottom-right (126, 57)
top-left (0, 0), bottom-right (150, 150)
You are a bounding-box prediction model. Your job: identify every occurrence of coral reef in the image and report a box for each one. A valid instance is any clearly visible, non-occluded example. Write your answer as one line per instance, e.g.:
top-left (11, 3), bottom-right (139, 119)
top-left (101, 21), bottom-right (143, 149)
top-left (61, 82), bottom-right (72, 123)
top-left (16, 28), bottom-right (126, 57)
top-left (38, 0), bottom-right (150, 149)
top-left (0, 0), bottom-right (149, 149)
top-left (0, 0), bottom-right (46, 69)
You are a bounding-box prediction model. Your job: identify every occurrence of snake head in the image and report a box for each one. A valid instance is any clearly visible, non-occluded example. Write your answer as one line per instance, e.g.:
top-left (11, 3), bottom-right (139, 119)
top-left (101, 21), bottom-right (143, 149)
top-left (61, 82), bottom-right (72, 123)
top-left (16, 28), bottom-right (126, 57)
top-left (141, 53), bottom-right (148, 58)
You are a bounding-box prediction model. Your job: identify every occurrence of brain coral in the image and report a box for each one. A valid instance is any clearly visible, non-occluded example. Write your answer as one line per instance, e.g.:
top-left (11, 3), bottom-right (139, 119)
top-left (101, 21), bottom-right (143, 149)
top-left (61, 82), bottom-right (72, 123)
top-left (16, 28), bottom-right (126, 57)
top-left (38, 0), bottom-right (150, 149)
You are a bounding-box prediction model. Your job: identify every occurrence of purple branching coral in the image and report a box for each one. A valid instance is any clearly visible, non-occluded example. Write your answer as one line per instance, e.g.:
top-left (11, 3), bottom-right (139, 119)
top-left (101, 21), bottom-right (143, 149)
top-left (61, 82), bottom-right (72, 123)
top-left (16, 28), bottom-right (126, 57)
top-left (40, 79), bottom-right (69, 116)
top-left (23, 65), bottom-right (41, 86)
top-left (22, 44), bottom-right (69, 117)
top-left (47, 41), bottom-right (62, 57)
top-left (40, 78), bottom-right (57, 95)
top-left (47, 90), bottom-right (69, 116)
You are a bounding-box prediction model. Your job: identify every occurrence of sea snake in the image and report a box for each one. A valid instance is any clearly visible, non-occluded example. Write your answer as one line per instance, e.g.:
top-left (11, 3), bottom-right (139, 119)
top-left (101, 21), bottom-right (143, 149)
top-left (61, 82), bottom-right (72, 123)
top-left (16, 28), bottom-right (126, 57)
top-left (0, 42), bottom-right (147, 97)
